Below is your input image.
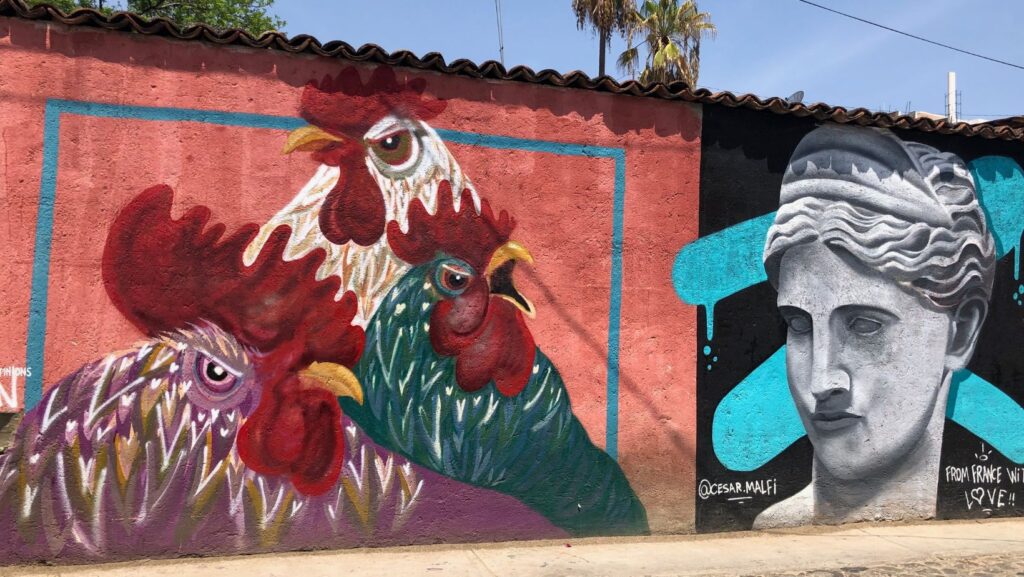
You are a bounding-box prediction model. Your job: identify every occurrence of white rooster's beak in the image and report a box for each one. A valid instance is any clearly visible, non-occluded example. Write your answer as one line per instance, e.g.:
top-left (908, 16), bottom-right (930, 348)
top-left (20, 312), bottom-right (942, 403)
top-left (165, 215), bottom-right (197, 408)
top-left (283, 125), bottom-right (346, 154)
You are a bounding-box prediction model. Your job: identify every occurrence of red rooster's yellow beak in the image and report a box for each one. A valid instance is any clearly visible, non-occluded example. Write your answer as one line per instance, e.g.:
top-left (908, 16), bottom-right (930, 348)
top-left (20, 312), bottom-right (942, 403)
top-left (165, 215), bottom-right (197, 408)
top-left (485, 241), bottom-right (536, 318)
top-left (298, 362), bottom-right (364, 405)
top-left (283, 125), bottom-right (346, 154)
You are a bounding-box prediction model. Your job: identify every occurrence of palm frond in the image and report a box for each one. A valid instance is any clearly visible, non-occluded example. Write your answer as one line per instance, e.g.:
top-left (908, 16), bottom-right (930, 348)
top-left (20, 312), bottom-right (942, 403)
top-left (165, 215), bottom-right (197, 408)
top-left (617, 0), bottom-right (715, 86)
top-left (571, 0), bottom-right (638, 34)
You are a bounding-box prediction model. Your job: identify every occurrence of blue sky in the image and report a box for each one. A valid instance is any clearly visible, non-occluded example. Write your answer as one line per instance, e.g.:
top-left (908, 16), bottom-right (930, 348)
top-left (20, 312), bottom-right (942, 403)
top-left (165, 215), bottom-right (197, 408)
top-left (272, 0), bottom-right (1024, 121)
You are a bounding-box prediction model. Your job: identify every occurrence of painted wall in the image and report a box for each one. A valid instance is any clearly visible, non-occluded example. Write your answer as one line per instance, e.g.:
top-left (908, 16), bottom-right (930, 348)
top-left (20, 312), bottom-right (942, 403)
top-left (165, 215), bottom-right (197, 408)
top-left (0, 15), bottom-right (698, 564)
top-left (684, 106), bottom-right (1024, 531)
top-left (3, 10), bottom-right (1024, 567)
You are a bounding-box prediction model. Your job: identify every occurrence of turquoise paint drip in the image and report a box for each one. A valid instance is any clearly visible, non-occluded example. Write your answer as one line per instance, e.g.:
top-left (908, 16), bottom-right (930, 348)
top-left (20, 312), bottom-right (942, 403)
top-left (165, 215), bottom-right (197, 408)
top-left (970, 156), bottom-right (1024, 279)
top-left (672, 212), bottom-right (775, 342)
top-left (712, 347), bottom-right (802, 471)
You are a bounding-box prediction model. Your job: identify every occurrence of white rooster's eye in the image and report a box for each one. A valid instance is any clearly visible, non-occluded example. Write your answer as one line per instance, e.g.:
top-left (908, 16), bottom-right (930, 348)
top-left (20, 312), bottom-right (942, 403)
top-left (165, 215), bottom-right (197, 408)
top-left (364, 117), bottom-right (424, 175)
top-left (367, 129), bottom-right (420, 173)
top-left (369, 131), bottom-right (413, 165)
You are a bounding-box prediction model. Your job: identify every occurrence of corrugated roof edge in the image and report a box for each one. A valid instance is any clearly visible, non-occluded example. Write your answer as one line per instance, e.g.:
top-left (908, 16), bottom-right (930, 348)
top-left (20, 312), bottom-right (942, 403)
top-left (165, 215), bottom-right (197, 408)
top-left (2, 0), bottom-right (1022, 142)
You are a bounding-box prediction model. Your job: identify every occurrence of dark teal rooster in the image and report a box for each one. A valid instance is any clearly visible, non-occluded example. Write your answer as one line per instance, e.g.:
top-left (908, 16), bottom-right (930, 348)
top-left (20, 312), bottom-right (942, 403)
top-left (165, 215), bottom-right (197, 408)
top-left (341, 183), bottom-right (649, 536)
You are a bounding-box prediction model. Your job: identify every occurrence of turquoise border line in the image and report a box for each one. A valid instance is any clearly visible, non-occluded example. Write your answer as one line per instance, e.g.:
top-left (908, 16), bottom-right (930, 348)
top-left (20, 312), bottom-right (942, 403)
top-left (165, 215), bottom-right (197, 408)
top-left (27, 99), bottom-right (627, 459)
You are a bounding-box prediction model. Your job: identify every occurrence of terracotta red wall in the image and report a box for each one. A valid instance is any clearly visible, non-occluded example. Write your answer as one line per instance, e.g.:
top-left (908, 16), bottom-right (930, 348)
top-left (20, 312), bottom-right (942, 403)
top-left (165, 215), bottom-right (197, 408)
top-left (0, 14), bottom-right (700, 562)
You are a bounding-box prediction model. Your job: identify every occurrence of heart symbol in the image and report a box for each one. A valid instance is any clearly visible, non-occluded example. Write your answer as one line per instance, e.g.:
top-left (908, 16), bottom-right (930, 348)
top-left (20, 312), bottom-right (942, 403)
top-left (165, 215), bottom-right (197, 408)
top-left (970, 487), bottom-right (985, 503)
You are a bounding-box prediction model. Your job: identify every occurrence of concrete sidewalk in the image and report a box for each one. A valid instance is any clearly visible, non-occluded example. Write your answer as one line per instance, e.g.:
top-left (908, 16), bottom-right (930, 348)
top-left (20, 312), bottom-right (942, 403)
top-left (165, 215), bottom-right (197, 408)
top-left (5, 518), bottom-right (1024, 577)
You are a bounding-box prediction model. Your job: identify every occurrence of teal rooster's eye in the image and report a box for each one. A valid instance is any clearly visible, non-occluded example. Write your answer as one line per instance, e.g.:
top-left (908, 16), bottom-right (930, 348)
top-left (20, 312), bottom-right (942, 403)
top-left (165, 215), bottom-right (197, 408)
top-left (434, 259), bottom-right (476, 298)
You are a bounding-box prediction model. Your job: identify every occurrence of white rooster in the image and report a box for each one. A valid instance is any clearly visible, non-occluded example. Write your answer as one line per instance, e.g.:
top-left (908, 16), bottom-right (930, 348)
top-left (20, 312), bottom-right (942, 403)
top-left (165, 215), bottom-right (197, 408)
top-left (245, 66), bottom-right (481, 326)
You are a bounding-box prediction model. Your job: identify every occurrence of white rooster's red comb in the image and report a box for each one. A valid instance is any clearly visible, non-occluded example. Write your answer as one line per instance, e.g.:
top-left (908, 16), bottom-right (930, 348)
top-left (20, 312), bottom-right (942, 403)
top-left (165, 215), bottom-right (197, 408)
top-left (301, 66), bottom-right (447, 136)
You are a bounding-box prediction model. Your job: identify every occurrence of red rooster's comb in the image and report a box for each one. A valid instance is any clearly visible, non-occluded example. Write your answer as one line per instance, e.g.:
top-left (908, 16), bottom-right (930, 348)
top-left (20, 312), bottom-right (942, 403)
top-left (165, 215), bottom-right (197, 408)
top-left (102, 185), bottom-right (365, 370)
top-left (301, 66), bottom-right (447, 136)
top-left (387, 181), bottom-right (515, 272)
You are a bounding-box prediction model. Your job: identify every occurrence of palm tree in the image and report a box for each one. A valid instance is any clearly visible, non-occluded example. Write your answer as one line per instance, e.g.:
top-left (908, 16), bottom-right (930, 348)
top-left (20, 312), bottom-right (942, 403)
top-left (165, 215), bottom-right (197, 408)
top-left (617, 0), bottom-right (716, 87)
top-left (572, 0), bottom-right (637, 78)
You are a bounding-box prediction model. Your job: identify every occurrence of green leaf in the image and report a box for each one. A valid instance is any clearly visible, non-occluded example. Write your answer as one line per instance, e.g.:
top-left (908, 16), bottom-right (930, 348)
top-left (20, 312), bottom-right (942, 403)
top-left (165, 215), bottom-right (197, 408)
top-left (24, 0), bottom-right (286, 35)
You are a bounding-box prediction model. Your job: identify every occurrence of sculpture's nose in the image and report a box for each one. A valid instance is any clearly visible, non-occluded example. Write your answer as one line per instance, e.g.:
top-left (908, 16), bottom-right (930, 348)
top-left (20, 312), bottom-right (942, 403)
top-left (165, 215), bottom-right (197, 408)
top-left (809, 327), bottom-right (851, 402)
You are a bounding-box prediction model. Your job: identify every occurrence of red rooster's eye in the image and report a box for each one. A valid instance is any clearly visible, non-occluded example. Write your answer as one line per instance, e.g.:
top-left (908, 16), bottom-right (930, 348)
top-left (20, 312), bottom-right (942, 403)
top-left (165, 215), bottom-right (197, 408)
top-left (435, 260), bottom-right (475, 297)
top-left (367, 130), bottom-right (415, 168)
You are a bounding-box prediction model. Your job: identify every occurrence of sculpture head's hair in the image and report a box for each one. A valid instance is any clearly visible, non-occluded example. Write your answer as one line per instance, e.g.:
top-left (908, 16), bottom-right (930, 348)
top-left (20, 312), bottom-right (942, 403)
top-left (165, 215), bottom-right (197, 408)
top-left (763, 124), bottom-right (996, 310)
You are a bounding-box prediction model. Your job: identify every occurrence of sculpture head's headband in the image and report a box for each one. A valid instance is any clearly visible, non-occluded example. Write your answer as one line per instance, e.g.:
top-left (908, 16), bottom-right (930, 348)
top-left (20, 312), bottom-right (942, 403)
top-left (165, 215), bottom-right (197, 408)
top-left (764, 124), bottom-right (995, 310)
top-left (779, 124), bottom-right (972, 227)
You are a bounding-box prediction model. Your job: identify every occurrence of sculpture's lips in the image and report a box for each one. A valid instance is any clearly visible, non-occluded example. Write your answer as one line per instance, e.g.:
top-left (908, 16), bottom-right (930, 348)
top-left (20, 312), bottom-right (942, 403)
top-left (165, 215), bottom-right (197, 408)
top-left (811, 410), bottom-right (861, 431)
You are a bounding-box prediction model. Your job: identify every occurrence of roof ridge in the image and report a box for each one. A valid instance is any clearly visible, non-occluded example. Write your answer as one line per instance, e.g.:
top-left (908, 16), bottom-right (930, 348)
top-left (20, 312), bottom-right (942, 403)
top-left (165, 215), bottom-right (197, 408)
top-left (2, 0), bottom-right (1022, 142)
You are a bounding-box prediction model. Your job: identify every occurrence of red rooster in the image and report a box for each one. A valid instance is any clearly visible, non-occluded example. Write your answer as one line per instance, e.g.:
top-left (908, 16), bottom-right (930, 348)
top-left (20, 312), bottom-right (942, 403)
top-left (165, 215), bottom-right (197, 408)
top-left (0, 187), bottom-right (568, 562)
top-left (103, 185), bottom-right (366, 494)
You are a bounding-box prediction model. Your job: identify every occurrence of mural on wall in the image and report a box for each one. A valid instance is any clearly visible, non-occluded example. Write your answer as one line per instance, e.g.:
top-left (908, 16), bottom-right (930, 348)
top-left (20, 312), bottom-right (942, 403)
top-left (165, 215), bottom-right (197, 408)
top-left (680, 109), bottom-right (1024, 531)
top-left (0, 66), bottom-right (646, 564)
top-left (757, 125), bottom-right (994, 527)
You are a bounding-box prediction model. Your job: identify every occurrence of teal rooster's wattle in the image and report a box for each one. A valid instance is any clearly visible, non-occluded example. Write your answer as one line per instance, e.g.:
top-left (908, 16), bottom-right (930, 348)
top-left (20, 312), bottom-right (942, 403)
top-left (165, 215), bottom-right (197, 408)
top-left (341, 183), bottom-right (649, 536)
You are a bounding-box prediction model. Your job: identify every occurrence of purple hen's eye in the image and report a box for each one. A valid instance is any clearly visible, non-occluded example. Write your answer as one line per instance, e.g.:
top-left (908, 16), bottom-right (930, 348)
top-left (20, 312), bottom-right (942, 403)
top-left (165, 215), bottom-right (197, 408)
top-left (196, 355), bottom-right (239, 395)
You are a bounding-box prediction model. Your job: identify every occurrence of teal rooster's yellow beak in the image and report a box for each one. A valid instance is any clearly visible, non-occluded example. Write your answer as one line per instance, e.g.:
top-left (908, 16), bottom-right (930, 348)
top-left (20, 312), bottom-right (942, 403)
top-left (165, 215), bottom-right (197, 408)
top-left (486, 241), bottom-right (536, 318)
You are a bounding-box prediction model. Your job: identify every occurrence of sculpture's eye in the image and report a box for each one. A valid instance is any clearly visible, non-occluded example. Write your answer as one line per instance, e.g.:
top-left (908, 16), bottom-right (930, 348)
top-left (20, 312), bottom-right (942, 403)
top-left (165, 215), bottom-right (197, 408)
top-left (196, 354), bottom-right (239, 396)
top-left (848, 316), bottom-right (883, 335)
top-left (435, 260), bottom-right (475, 297)
top-left (367, 129), bottom-right (417, 169)
top-left (784, 313), bottom-right (812, 335)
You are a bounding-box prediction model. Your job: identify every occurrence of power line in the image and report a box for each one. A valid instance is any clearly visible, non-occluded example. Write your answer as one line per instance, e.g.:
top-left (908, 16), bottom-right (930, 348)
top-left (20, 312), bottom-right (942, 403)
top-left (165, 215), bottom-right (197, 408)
top-left (494, 0), bottom-right (506, 66)
top-left (796, 0), bottom-right (1024, 71)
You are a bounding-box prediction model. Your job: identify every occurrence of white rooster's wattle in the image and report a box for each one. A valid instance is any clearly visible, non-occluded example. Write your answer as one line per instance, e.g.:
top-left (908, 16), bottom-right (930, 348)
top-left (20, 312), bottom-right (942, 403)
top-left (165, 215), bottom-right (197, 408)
top-left (244, 67), bottom-right (480, 326)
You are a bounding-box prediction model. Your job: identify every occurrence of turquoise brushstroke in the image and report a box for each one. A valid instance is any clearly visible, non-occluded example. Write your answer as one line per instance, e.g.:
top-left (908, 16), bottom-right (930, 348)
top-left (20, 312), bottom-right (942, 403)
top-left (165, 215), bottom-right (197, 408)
top-left (688, 155), bottom-right (1024, 471)
top-left (672, 212), bottom-right (775, 341)
top-left (712, 347), bottom-right (802, 471)
top-left (713, 353), bottom-right (1024, 470)
top-left (948, 372), bottom-right (1024, 463)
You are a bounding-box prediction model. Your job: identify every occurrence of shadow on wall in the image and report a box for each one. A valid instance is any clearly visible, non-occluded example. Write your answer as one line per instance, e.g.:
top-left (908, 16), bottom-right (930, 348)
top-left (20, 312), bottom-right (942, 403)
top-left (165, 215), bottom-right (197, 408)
top-left (520, 263), bottom-right (694, 460)
top-left (0, 413), bottom-right (21, 453)
top-left (0, 14), bottom-right (700, 140)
